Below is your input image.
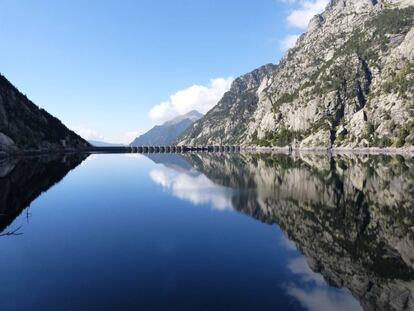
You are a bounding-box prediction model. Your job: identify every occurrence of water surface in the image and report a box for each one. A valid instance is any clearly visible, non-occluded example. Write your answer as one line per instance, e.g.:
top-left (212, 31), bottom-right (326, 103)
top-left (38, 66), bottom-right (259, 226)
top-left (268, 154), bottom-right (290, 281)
top-left (0, 152), bottom-right (413, 310)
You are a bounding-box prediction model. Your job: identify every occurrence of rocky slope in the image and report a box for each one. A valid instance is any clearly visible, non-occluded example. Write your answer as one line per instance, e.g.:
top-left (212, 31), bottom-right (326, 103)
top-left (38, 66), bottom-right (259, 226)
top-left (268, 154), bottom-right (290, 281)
top-left (179, 152), bottom-right (414, 310)
top-left (175, 65), bottom-right (276, 145)
top-left (177, 0), bottom-right (414, 149)
top-left (0, 74), bottom-right (89, 155)
top-left (131, 110), bottom-right (203, 146)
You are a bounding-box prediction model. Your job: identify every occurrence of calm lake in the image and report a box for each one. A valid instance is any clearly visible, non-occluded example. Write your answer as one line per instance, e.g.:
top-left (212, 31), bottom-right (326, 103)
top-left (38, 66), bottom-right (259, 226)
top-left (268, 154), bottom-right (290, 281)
top-left (0, 152), bottom-right (413, 311)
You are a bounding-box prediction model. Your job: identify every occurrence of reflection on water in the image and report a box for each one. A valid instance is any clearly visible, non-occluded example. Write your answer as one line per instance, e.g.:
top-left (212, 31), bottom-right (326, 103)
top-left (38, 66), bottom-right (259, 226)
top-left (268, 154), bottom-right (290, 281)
top-left (147, 153), bottom-right (414, 311)
top-left (0, 154), bottom-right (87, 235)
top-left (0, 152), bottom-right (413, 310)
top-left (285, 256), bottom-right (361, 311)
top-left (147, 154), bottom-right (234, 211)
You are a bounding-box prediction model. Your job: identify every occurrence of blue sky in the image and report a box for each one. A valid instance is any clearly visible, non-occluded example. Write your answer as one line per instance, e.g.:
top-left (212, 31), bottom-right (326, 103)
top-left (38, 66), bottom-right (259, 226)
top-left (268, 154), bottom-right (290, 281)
top-left (0, 0), bottom-right (328, 143)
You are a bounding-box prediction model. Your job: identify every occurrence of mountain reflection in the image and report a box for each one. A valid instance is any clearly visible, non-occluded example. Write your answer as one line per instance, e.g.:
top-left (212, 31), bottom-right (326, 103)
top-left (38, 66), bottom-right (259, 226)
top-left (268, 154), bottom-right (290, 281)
top-left (0, 154), bottom-right (87, 235)
top-left (148, 152), bottom-right (414, 311)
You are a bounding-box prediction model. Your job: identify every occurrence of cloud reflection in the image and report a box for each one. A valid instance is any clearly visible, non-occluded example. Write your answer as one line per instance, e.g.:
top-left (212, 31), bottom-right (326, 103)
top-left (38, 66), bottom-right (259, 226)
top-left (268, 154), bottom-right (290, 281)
top-left (280, 234), bottom-right (298, 251)
top-left (286, 257), bottom-right (362, 311)
top-left (150, 167), bottom-right (234, 211)
top-left (287, 286), bottom-right (362, 311)
top-left (288, 257), bottom-right (325, 285)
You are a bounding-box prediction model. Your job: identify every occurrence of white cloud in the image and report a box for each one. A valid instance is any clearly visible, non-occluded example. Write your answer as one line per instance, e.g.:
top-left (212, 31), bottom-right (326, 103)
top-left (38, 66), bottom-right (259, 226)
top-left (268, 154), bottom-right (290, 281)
top-left (72, 125), bottom-right (142, 145)
top-left (286, 0), bottom-right (329, 29)
top-left (280, 34), bottom-right (300, 51)
top-left (73, 125), bottom-right (104, 141)
top-left (149, 77), bottom-right (233, 123)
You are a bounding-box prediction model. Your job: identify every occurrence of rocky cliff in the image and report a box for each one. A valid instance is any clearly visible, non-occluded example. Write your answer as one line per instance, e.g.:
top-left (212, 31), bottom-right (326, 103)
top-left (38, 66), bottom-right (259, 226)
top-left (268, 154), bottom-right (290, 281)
top-left (176, 65), bottom-right (276, 145)
top-left (177, 0), bottom-right (414, 149)
top-left (0, 74), bottom-right (89, 155)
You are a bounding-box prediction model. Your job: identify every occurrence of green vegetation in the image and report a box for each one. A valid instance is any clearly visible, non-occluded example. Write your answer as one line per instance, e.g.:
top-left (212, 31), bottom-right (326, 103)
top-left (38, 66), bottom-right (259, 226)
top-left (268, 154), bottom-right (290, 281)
top-left (395, 129), bottom-right (409, 147)
top-left (338, 7), bottom-right (414, 64)
top-left (268, 128), bottom-right (303, 146)
top-left (253, 127), bottom-right (304, 147)
top-left (367, 7), bottom-right (414, 37)
top-left (372, 135), bottom-right (393, 148)
top-left (253, 116), bottom-right (335, 147)
top-left (365, 122), bottom-right (375, 136)
top-left (335, 131), bottom-right (346, 143)
top-left (382, 62), bottom-right (414, 97)
top-left (274, 91), bottom-right (299, 108)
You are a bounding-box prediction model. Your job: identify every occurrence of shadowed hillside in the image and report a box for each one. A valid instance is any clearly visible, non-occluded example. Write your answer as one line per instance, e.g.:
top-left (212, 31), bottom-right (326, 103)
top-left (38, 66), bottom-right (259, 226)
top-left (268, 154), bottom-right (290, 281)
top-left (0, 74), bottom-right (89, 155)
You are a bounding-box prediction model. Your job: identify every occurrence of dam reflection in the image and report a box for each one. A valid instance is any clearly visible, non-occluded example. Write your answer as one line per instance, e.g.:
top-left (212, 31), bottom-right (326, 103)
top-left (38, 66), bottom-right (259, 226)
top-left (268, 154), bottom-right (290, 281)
top-left (148, 152), bottom-right (414, 311)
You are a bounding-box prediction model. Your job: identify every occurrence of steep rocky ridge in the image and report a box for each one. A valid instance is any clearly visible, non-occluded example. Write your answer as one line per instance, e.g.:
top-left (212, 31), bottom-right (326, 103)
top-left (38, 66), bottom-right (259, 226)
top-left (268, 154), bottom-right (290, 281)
top-left (178, 0), bottom-right (414, 149)
top-left (175, 65), bottom-right (276, 145)
top-left (178, 153), bottom-right (414, 310)
top-left (0, 74), bottom-right (89, 155)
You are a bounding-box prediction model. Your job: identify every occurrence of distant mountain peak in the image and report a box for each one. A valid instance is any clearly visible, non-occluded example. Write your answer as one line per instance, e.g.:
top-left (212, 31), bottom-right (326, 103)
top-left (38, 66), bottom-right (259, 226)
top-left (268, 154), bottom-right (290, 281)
top-left (164, 110), bottom-right (203, 126)
top-left (88, 140), bottom-right (125, 147)
top-left (130, 111), bottom-right (203, 146)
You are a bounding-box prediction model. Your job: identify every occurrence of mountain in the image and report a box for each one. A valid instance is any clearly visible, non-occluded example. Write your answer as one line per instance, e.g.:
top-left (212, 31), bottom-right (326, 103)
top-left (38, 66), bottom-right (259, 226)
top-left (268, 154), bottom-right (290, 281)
top-left (88, 140), bottom-right (125, 147)
top-left (174, 65), bottom-right (276, 145)
top-left (0, 74), bottom-right (89, 155)
top-left (177, 0), bottom-right (414, 149)
top-left (130, 110), bottom-right (203, 146)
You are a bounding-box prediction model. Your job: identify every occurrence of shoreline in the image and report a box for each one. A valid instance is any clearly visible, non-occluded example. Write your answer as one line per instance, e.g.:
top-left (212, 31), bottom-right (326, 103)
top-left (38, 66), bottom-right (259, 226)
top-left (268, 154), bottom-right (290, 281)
top-left (1, 145), bottom-right (414, 159)
top-left (241, 146), bottom-right (414, 156)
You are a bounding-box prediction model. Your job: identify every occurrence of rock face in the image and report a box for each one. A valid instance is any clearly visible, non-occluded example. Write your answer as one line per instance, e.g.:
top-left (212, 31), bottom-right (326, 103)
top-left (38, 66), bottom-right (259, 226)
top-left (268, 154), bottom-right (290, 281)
top-left (176, 65), bottom-right (276, 145)
top-left (131, 110), bottom-right (203, 146)
top-left (0, 74), bottom-right (89, 154)
top-left (178, 0), bottom-right (414, 148)
top-left (176, 152), bottom-right (414, 311)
